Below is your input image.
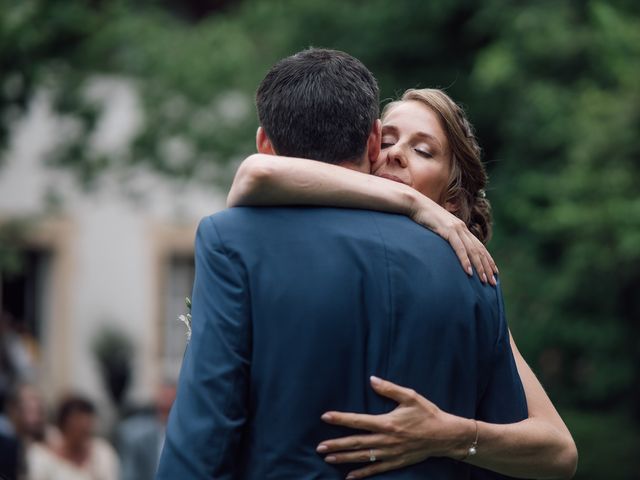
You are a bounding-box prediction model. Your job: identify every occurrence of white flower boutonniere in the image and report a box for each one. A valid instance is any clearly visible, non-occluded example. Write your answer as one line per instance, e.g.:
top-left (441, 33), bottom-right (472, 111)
top-left (178, 297), bottom-right (192, 341)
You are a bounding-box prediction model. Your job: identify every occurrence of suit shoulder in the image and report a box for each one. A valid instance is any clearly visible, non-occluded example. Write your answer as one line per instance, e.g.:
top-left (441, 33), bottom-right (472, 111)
top-left (195, 214), bottom-right (220, 243)
top-left (203, 206), bottom-right (286, 229)
top-left (197, 207), bottom-right (289, 253)
top-left (370, 212), bottom-right (457, 258)
top-left (204, 206), bottom-right (379, 233)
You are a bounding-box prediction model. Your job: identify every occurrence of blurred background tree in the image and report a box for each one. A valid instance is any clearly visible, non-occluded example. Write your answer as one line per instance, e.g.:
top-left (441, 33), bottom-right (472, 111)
top-left (1, 0), bottom-right (639, 476)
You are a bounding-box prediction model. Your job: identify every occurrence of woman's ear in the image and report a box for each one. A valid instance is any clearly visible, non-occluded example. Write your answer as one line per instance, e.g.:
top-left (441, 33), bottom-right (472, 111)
top-left (256, 127), bottom-right (276, 154)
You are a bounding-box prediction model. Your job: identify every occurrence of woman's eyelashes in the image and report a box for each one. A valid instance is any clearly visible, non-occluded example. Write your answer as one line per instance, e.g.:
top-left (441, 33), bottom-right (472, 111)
top-left (415, 148), bottom-right (433, 158)
top-left (380, 139), bottom-right (434, 158)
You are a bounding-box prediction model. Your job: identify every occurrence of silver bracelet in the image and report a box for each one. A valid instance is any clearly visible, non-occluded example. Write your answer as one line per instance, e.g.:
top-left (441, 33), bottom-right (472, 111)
top-left (461, 419), bottom-right (479, 461)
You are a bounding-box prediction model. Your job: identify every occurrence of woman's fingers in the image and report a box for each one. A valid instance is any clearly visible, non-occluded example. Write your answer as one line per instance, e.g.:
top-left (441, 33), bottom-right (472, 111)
top-left (321, 378), bottom-right (420, 432)
top-left (445, 230), bottom-right (473, 276)
top-left (324, 447), bottom-right (393, 464)
top-left (321, 411), bottom-right (388, 433)
top-left (462, 232), bottom-right (498, 285)
top-left (472, 234), bottom-right (498, 276)
top-left (480, 249), bottom-right (496, 286)
top-left (430, 211), bottom-right (499, 280)
top-left (469, 232), bottom-right (498, 277)
top-left (487, 248), bottom-right (498, 275)
top-left (368, 376), bottom-right (419, 404)
top-left (345, 457), bottom-right (408, 479)
top-left (317, 433), bottom-right (389, 454)
top-left (463, 237), bottom-right (488, 283)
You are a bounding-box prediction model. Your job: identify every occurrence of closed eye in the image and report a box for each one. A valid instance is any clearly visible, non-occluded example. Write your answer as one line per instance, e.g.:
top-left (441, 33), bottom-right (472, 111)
top-left (415, 149), bottom-right (433, 158)
top-left (381, 142), bottom-right (395, 149)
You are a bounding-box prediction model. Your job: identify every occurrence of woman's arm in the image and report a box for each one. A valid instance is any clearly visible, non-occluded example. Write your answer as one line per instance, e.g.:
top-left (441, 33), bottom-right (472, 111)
top-left (463, 334), bottom-right (577, 478)
top-left (228, 154), bottom-right (497, 283)
top-left (317, 336), bottom-right (577, 479)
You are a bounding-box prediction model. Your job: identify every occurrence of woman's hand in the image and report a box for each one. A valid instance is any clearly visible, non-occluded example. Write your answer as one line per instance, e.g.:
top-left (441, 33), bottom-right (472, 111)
top-left (317, 376), bottom-right (473, 479)
top-left (318, 374), bottom-right (578, 480)
top-left (410, 198), bottom-right (498, 286)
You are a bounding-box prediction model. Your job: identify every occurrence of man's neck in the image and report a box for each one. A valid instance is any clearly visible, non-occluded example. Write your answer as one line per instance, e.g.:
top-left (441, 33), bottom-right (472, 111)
top-left (338, 157), bottom-right (371, 174)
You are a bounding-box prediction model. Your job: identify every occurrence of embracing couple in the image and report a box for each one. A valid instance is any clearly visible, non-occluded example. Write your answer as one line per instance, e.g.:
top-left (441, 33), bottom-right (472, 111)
top-left (156, 49), bottom-right (577, 479)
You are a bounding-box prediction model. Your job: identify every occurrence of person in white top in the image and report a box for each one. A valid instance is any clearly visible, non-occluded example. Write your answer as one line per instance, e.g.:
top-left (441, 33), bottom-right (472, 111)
top-left (28, 394), bottom-right (119, 480)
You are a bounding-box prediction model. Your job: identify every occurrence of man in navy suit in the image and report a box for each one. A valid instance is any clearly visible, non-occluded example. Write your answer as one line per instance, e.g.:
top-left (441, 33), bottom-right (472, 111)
top-left (156, 48), bottom-right (527, 479)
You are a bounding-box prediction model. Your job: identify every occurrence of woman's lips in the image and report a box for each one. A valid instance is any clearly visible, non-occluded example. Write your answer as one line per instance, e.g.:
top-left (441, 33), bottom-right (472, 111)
top-left (377, 173), bottom-right (408, 185)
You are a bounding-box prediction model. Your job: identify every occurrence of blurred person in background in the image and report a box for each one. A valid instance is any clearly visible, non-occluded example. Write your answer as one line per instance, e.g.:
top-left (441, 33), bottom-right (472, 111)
top-left (7, 384), bottom-right (49, 444)
top-left (28, 394), bottom-right (119, 480)
top-left (0, 383), bottom-right (50, 480)
top-left (118, 382), bottom-right (176, 480)
top-left (0, 312), bottom-right (37, 415)
top-left (0, 311), bottom-right (39, 478)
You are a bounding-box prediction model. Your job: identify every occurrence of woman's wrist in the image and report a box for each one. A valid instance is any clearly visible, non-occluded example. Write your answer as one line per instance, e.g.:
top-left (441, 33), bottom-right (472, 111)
top-left (405, 189), bottom-right (435, 224)
top-left (458, 419), bottom-right (479, 462)
top-left (444, 415), bottom-right (478, 461)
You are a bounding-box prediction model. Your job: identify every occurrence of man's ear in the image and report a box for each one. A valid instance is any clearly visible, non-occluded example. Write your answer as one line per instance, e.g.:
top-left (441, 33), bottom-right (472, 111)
top-left (256, 127), bottom-right (276, 154)
top-left (366, 119), bottom-right (382, 169)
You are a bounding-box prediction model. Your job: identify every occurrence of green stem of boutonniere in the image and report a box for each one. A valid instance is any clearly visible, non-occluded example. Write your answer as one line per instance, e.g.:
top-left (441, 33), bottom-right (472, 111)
top-left (178, 296), bottom-right (192, 341)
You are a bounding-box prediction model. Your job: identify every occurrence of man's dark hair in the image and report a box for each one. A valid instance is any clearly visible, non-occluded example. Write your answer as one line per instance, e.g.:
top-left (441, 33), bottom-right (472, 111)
top-left (256, 48), bottom-right (379, 165)
top-left (56, 395), bottom-right (96, 430)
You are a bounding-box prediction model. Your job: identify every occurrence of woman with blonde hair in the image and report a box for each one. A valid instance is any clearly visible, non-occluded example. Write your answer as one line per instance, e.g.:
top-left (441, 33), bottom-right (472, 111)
top-left (227, 88), bottom-right (577, 479)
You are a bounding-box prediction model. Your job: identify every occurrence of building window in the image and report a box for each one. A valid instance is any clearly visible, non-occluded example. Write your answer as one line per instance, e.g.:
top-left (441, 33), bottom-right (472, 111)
top-left (1, 249), bottom-right (52, 342)
top-left (0, 249), bottom-right (51, 396)
top-left (162, 254), bottom-right (194, 380)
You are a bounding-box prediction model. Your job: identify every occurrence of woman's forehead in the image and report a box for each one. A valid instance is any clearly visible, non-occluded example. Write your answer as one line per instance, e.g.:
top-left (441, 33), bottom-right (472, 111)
top-left (382, 101), bottom-right (448, 146)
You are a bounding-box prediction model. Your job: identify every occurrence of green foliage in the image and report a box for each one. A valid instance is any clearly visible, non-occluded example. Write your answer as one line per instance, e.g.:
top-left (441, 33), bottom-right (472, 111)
top-left (471, 3), bottom-right (640, 477)
top-left (1, 0), bottom-right (639, 476)
top-left (0, 219), bottom-right (32, 274)
top-left (0, 0), bottom-right (104, 148)
top-left (564, 408), bottom-right (640, 479)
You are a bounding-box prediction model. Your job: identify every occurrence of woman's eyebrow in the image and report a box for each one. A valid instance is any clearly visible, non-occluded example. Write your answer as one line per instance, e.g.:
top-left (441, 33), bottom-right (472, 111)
top-left (415, 131), bottom-right (443, 150)
top-left (382, 124), bottom-right (444, 151)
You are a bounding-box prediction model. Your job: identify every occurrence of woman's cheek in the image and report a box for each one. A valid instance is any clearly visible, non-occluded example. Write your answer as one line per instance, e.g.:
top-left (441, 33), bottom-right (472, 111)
top-left (371, 155), bottom-right (385, 173)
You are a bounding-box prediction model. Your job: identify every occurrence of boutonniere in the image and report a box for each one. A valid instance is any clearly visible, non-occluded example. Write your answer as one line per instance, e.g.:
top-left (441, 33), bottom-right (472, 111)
top-left (178, 297), bottom-right (192, 341)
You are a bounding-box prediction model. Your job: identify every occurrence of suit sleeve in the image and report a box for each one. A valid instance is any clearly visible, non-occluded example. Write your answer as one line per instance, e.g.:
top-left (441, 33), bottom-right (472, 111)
top-left (156, 216), bottom-right (251, 480)
top-left (476, 281), bottom-right (528, 423)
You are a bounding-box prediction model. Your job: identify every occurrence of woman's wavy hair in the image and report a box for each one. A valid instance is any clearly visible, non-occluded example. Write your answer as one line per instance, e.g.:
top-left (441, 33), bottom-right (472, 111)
top-left (382, 88), bottom-right (492, 244)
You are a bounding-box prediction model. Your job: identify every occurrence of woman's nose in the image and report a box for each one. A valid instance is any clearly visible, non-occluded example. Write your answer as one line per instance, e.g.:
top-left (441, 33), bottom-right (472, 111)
top-left (387, 144), bottom-right (408, 168)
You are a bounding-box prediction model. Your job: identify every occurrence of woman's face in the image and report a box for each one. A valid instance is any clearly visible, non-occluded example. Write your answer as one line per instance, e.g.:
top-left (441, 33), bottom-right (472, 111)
top-left (373, 100), bottom-right (452, 204)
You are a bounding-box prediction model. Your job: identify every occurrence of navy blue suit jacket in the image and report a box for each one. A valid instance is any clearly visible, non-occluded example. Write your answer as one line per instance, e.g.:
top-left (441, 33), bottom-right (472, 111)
top-left (156, 207), bottom-right (527, 479)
